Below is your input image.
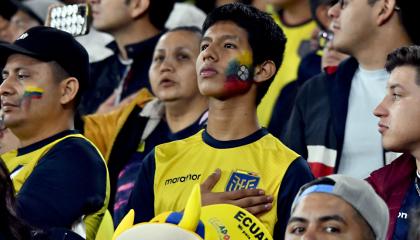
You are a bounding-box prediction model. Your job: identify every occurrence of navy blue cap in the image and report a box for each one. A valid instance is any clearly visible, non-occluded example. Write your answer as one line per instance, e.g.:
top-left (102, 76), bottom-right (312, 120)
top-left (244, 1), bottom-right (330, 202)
top-left (0, 26), bottom-right (89, 95)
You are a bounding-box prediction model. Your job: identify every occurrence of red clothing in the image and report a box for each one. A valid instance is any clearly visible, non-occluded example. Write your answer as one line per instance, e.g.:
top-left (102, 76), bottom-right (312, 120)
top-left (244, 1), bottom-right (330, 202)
top-left (366, 153), bottom-right (416, 240)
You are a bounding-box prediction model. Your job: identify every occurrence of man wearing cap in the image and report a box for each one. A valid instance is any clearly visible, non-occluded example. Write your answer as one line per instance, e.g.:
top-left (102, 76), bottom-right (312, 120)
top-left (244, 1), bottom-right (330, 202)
top-left (0, 26), bottom-right (109, 239)
top-left (368, 45), bottom-right (420, 240)
top-left (285, 174), bottom-right (389, 240)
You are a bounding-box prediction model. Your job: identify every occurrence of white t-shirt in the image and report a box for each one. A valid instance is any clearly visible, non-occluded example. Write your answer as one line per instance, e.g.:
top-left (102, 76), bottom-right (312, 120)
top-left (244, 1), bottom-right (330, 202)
top-left (338, 67), bottom-right (389, 178)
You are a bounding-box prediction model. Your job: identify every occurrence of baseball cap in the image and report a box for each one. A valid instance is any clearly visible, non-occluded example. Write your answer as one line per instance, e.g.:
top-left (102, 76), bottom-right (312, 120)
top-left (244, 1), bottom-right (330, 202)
top-left (0, 26), bottom-right (89, 96)
top-left (292, 174), bottom-right (389, 240)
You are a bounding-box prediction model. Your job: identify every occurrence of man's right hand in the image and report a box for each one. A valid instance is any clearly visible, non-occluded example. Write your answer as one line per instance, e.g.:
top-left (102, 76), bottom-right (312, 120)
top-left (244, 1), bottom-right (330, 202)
top-left (200, 168), bottom-right (273, 216)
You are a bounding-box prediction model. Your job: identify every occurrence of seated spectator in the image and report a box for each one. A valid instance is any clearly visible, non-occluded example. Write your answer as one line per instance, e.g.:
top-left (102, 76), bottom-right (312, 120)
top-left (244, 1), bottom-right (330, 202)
top-left (268, 0), bottom-right (348, 139)
top-left (0, 26), bottom-right (109, 239)
top-left (84, 26), bottom-right (208, 225)
top-left (286, 174), bottom-right (389, 240)
top-left (257, 0), bottom-right (317, 127)
top-left (81, 0), bottom-right (175, 115)
top-left (127, 3), bottom-right (314, 239)
top-left (1, 0), bottom-right (58, 43)
top-left (367, 45), bottom-right (420, 240)
top-left (284, 0), bottom-right (419, 179)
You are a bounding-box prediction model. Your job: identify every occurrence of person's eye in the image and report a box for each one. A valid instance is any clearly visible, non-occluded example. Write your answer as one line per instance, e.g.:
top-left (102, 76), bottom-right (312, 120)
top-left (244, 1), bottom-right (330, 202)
top-left (17, 73), bottom-right (29, 80)
top-left (289, 226), bottom-right (306, 235)
top-left (153, 55), bottom-right (164, 62)
top-left (392, 93), bottom-right (401, 101)
top-left (177, 53), bottom-right (190, 61)
top-left (224, 43), bottom-right (236, 49)
top-left (324, 226), bottom-right (341, 233)
top-left (340, 0), bottom-right (349, 9)
top-left (200, 43), bottom-right (209, 51)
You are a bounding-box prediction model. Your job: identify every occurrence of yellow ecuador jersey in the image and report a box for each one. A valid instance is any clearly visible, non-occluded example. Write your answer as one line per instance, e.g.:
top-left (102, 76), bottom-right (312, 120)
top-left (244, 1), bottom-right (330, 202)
top-left (2, 130), bottom-right (110, 240)
top-left (128, 128), bottom-right (314, 238)
top-left (257, 7), bottom-right (316, 126)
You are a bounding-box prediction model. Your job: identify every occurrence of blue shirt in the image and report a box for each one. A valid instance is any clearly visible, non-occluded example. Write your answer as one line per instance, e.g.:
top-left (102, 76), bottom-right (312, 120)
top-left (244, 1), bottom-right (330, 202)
top-left (393, 177), bottom-right (420, 239)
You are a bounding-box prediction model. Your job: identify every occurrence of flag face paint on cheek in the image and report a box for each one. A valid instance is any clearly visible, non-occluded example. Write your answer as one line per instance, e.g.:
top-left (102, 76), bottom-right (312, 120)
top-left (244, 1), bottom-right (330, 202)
top-left (224, 51), bottom-right (253, 92)
top-left (15, 85), bottom-right (45, 107)
top-left (23, 86), bottom-right (44, 100)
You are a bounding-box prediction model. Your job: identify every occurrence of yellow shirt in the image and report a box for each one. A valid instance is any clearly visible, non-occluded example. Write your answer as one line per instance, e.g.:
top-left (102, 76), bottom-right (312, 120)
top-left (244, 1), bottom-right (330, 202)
top-left (153, 129), bottom-right (299, 234)
top-left (258, 8), bottom-right (317, 126)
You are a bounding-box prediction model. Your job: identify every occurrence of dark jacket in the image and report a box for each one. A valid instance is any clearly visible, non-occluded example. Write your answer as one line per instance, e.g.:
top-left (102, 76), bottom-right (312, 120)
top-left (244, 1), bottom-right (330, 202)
top-left (79, 33), bottom-right (164, 115)
top-left (366, 153), bottom-right (416, 240)
top-left (283, 57), bottom-right (358, 177)
top-left (284, 58), bottom-right (397, 177)
top-left (268, 50), bottom-right (322, 139)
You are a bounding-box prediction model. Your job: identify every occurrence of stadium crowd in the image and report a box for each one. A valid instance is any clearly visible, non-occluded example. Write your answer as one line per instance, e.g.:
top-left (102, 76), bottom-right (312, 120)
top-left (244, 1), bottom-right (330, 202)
top-left (1, 0), bottom-right (420, 239)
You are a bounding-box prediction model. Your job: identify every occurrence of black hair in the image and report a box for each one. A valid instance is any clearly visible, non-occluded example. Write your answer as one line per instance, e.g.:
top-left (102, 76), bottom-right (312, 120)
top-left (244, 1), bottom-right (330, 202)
top-left (395, 0), bottom-right (420, 45)
top-left (194, 0), bottom-right (217, 14)
top-left (0, 0), bottom-right (18, 20)
top-left (202, 3), bottom-right (287, 104)
top-left (148, 0), bottom-right (176, 30)
top-left (366, 0), bottom-right (420, 45)
top-left (0, 159), bottom-right (32, 240)
top-left (385, 45), bottom-right (420, 86)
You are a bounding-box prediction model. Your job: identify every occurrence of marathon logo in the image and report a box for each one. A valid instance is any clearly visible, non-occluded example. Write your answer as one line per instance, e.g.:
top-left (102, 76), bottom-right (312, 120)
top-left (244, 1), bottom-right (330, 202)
top-left (234, 211), bottom-right (269, 240)
top-left (226, 170), bottom-right (260, 192)
top-left (164, 173), bottom-right (201, 186)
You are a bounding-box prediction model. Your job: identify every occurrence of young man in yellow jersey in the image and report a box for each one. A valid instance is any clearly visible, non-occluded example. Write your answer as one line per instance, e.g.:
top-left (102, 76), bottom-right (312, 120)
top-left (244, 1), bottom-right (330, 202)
top-left (127, 3), bottom-right (313, 239)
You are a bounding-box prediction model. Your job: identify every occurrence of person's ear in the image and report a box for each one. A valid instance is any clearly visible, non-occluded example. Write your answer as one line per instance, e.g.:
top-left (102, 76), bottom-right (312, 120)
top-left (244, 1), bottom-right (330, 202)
top-left (253, 60), bottom-right (276, 83)
top-left (376, 0), bottom-right (397, 26)
top-left (59, 77), bottom-right (79, 105)
top-left (130, 0), bottom-right (149, 19)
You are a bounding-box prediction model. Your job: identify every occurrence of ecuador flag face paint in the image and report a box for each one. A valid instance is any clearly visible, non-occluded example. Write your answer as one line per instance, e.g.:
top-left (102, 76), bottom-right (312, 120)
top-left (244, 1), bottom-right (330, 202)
top-left (23, 86), bottom-right (44, 99)
top-left (224, 51), bottom-right (253, 93)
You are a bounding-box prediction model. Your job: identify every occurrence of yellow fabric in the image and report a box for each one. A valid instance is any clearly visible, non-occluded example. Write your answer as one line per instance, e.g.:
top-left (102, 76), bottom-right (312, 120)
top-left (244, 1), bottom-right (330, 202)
top-left (257, 7), bottom-right (317, 126)
top-left (2, 134), bottom-right (110, 240)
top-left (96, 210), bottom-right (114, 240)
top-left (153, 130), bottom-right (299, 234)
top-left (83, 88), bottom-right (154, 162)
top-left (201, 204), bottom-right (273, 240)
top-left (3, 134), bottom-right (86, 192)
top-left (114, 185), bottom-right (273, 240)
top-left (113, 209), bottom-right (135, 240)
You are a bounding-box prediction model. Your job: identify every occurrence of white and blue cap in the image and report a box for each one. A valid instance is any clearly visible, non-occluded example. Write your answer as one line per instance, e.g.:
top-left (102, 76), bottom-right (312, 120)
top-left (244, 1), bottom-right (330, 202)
top-left (291, 174), bottom-right (389, 240)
